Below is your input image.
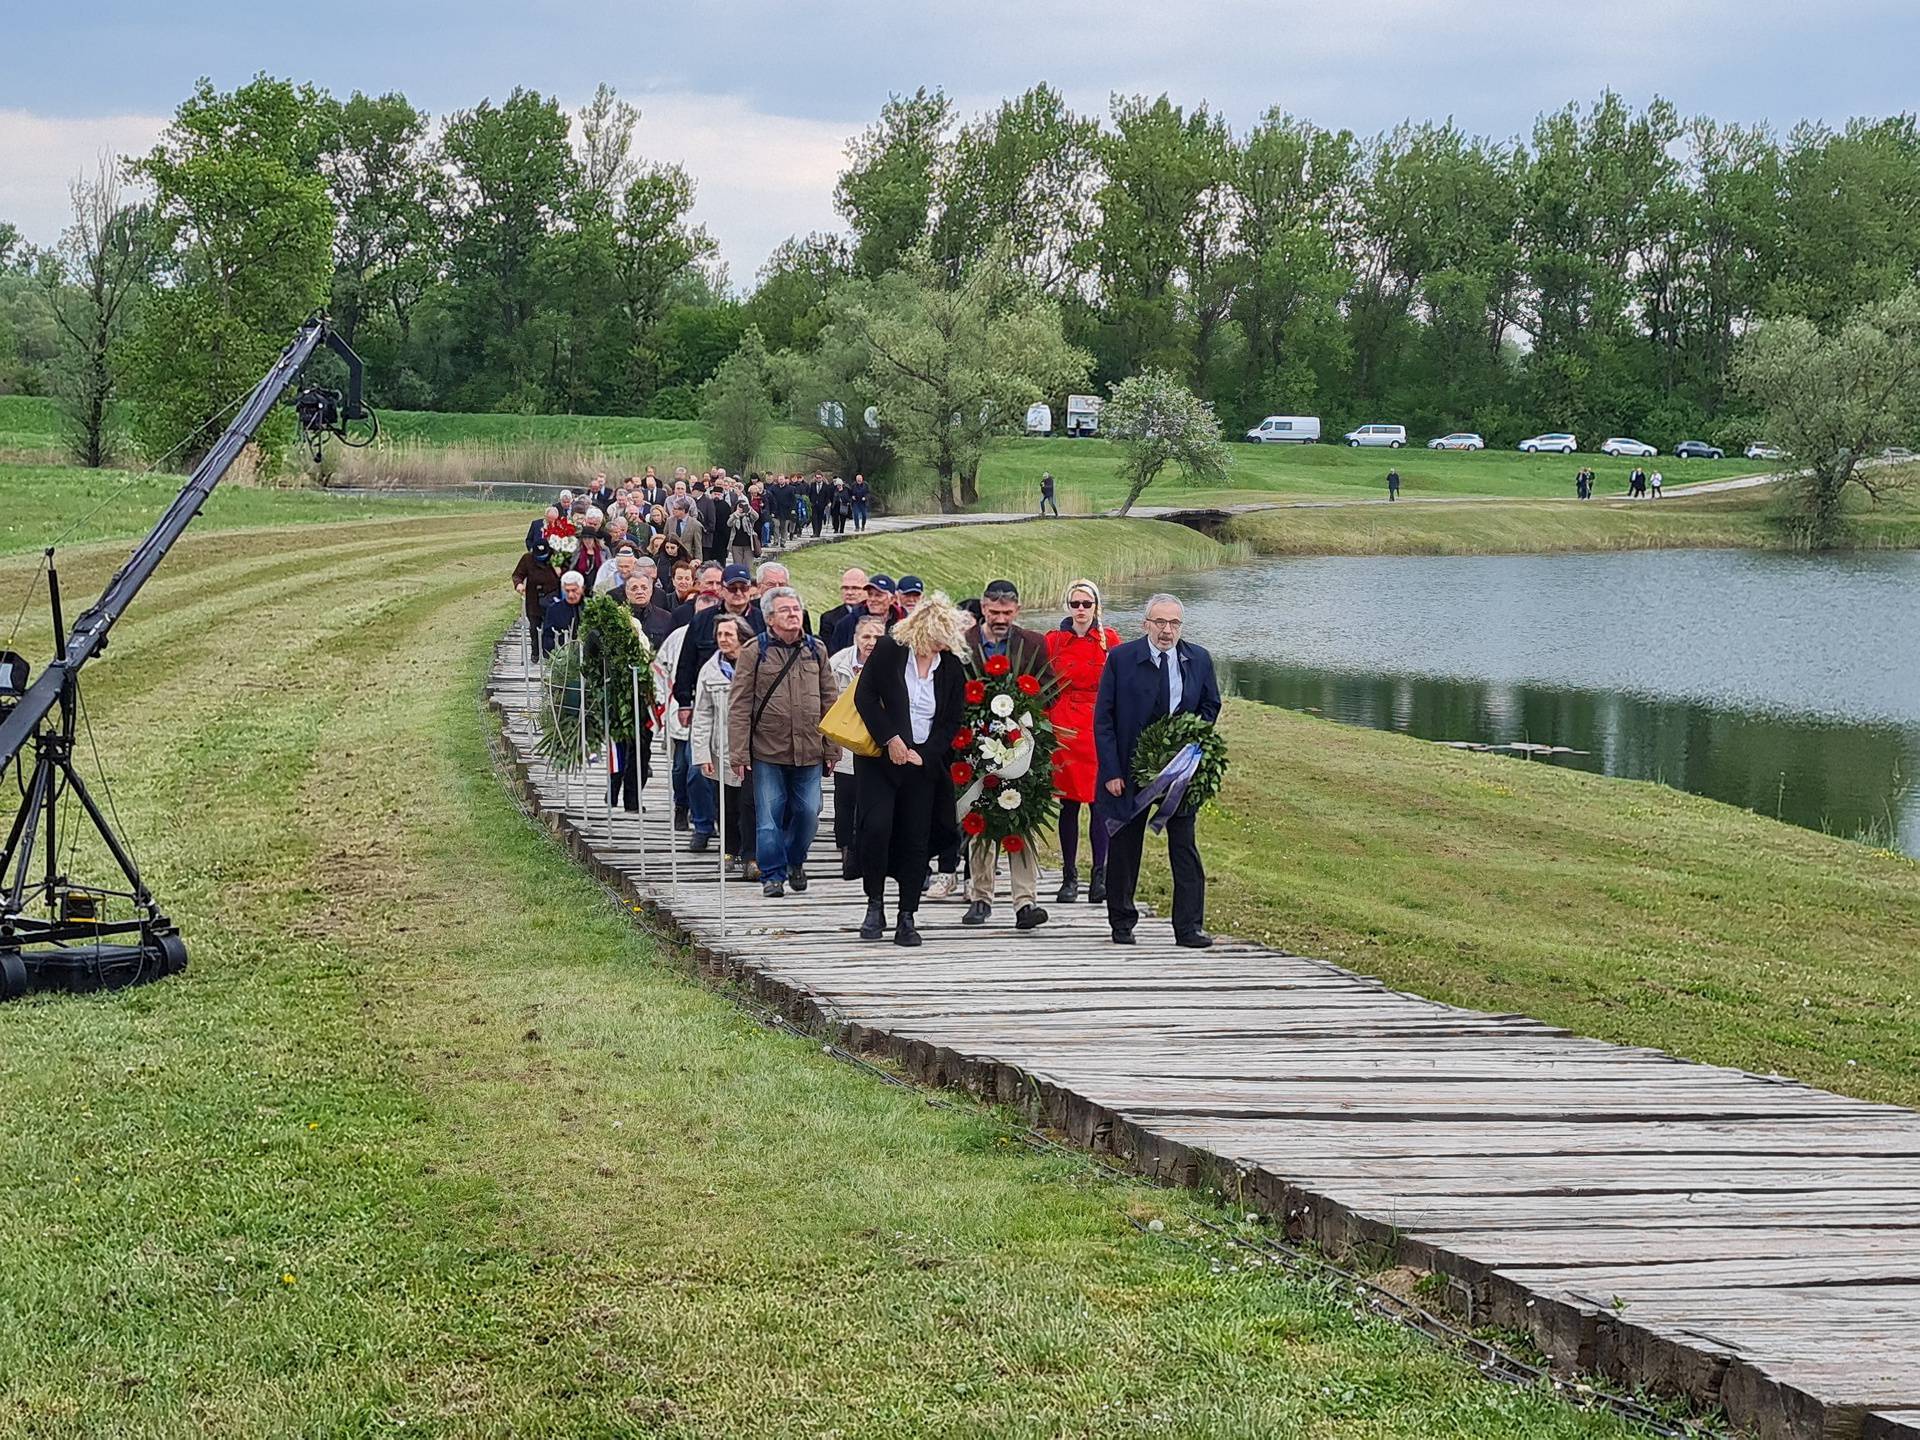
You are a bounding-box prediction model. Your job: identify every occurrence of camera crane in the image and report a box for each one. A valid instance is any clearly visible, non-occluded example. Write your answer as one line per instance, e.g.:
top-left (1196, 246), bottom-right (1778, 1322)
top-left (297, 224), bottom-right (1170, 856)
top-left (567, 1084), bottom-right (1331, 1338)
top-left (0, 315), bottom-right (373, 1001)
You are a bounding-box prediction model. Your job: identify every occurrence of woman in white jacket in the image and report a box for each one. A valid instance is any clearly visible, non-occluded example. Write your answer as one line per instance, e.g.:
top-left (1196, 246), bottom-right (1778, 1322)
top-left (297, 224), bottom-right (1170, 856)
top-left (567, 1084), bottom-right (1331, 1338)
top-left (689, 614), bottom-right (755, 875)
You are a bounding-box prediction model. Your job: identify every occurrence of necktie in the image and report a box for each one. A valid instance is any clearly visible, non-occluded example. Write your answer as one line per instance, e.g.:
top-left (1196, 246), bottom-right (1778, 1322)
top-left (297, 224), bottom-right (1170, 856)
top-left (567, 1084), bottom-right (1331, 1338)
top-left (1156, 649), bottom-right (1173, 719)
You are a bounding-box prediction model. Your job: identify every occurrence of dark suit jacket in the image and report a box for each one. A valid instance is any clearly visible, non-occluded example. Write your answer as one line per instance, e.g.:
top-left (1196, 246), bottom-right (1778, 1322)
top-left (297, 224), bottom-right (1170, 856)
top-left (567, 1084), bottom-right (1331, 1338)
top-left (854, 634), bottom-right (966, 782)
top-left (967, 624), bottom-right (1054, 685)
top-left (1093, 636), bottom-right (1222, 794)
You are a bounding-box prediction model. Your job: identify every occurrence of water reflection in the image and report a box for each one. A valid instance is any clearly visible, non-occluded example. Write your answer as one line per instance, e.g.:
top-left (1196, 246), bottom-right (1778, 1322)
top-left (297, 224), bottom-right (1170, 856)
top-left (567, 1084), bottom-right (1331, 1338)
top-left (1110, 550), bottom-right (1920, 855)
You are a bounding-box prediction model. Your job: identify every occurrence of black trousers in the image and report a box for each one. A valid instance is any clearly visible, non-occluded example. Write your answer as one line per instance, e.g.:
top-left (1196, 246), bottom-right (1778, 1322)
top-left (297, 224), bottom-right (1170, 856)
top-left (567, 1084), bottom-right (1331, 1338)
top-left (608, 736), bottom-right (652, 812)
top-left (832, 770), bottom-right (859, 850)
top-left (717, 778), bottom-right (755, 860)
top-left (854, 757), bottom-right (938, 912)
top-left (1102, 802), bottom-right (1205, 939)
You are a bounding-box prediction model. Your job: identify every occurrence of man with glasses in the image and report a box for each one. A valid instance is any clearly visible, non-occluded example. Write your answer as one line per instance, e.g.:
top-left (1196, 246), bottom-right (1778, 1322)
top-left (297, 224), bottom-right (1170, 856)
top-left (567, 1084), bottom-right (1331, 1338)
top-left (674, 562), bottom-right (768, 851)
top-left (1093, 593), bottom-right (1222, 948)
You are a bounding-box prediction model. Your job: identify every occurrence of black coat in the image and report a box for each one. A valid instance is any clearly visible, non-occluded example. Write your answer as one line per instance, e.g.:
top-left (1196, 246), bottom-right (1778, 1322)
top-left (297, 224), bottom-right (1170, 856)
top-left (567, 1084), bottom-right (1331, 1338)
top-left (673, 601), bottom-right (767, 706)
top-left (968, 624), bottom-right (1055, 687)
top-left (1093, 636), bottom-right (1222, 794)
top-left (854, 634), bottom-right (966, 783)
top-left (538, 595), bottom-right (583, 657)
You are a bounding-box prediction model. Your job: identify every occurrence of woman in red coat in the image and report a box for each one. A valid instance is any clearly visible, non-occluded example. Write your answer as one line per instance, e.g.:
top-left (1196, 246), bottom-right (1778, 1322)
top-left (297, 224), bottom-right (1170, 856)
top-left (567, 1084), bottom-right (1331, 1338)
top-left (1045, 578), bottom-right (1121, 903)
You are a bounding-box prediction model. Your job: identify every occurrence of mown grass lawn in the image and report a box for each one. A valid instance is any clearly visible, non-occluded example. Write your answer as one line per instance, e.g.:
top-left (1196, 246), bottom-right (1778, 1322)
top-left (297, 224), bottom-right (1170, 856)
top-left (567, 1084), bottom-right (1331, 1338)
top-left (0, 509), bottom-right (1643, 1438)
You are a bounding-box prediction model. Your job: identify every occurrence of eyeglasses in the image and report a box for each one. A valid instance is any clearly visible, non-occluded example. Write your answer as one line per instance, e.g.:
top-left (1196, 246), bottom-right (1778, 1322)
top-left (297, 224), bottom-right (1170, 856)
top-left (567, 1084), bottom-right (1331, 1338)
top-left (1145, 616), bottom-right (1183, 628)
top-left (1067, 599), bottom-right (1095, 609)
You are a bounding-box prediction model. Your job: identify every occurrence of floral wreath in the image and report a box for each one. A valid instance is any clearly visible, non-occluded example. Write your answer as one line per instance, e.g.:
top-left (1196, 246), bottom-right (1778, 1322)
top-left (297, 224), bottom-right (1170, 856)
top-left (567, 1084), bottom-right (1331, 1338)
top-left (949, 652), bottom-right (1063, 851)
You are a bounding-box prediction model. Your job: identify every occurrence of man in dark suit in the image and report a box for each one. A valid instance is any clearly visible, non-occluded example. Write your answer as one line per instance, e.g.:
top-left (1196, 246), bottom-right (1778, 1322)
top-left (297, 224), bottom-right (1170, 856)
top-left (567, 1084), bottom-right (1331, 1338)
top-left (962, 578), bottom-right (1058, 932)
top-left (1094, 592), bottom-right (1222, 948)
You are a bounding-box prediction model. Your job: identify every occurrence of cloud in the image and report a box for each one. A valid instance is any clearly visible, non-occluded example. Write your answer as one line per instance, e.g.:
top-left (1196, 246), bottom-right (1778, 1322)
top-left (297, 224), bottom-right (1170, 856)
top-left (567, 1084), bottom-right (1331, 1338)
top-left (0, 110), bottom-right (166, 246)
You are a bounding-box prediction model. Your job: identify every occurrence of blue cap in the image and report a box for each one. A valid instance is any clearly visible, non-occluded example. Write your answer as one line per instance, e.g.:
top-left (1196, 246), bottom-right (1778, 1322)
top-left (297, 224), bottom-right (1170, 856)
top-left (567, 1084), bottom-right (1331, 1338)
top-left (897, 574), bottom-right (925, 594)
top-left (866, 573), bottom-right (897, 594)
top-left (721, 563), bottom-right (753, 585)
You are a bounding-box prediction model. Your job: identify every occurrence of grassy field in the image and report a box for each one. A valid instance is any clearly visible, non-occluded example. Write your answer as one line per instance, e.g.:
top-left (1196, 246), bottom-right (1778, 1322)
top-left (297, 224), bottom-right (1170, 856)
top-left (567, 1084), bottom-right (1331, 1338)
top-left (0, 505), bottom-right (1642, 1437)
top-left (1225, 485), bottom-right (1920, 556)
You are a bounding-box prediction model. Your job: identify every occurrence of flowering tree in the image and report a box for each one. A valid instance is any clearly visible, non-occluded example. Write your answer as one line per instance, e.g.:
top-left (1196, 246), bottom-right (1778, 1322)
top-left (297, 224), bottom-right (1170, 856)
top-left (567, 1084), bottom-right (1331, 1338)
top-left (1104, 368), bottom-right (1231, 514)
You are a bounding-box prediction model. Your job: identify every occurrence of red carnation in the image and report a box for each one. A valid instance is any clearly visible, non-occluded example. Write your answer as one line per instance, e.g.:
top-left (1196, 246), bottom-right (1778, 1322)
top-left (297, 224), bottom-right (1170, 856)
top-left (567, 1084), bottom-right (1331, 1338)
top-left (1016, 673), bottom-right (1041, 696)
top-left (964, 679), bottom-right (987, 704)
top-left (950, 761), bottom-right (975, 786)
top-left (1003, 727), bottom-right (1021, 745)
top-left (983, 773), bottom-right (1002, 790)
top-left (984, 654), bottom-right (1012, 677)
top-left (1003, 834), bottom-right (1026, 854)
top-left (961, 811), bottom-right (987, 836)
top-left (951, 726), bottom-right (975, 749)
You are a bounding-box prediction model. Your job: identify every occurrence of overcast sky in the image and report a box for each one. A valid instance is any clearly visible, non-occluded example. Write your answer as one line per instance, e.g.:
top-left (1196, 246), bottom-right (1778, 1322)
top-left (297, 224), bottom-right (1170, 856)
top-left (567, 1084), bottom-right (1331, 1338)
top-left (4, 1), bottom-right (1916, 285)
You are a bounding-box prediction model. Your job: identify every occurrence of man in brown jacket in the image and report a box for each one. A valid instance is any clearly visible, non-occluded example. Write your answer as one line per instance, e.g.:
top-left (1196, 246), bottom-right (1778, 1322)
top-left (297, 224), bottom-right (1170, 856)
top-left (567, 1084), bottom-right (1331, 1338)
top-left (962, 578), bottom-right (1058, 932)
top-left (728, 586), bottom-right (840, 897)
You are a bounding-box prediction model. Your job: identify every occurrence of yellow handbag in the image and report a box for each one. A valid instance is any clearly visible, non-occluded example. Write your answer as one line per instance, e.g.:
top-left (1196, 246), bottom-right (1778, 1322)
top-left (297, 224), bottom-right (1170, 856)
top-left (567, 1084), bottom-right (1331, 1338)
top-left (820, 671), bottom-right (882, 758)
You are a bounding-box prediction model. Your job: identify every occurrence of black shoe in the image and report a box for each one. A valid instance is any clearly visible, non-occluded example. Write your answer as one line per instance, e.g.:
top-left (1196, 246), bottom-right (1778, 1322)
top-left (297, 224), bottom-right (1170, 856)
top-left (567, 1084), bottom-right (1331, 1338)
top-left (893, 914), bottom-right (922, 947)
top-left (1176, 932), bottom-right (1215, 950)
top-left (673, 807), bottom-right (690, 832)
top-left (1111, 929), bottom-right (1136, 945)
top-left (841, 853), bottom-right (860, 881)
top-left (788, 866), bottom-right (809, 893)
top-left (1054, 875), bottom-right (1080, 904)
top-left (762, 879), bottom-right (785, 898)
top-left (1087, 866), bottom-right (1107, 904)
top-left (961, 901), bottom-right (991, 927)
top-left (859, 902), bottom-right (886, 940)
top-left (1016, 904), bottom-right (1049, 931)
top-left (688, 832), bottom-right (712, 854)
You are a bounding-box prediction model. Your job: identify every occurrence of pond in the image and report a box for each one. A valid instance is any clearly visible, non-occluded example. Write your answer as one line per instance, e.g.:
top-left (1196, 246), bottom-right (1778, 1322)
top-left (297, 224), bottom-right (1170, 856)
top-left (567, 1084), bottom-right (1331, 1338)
top-left (1108, 548), bottom-right (1920, 856)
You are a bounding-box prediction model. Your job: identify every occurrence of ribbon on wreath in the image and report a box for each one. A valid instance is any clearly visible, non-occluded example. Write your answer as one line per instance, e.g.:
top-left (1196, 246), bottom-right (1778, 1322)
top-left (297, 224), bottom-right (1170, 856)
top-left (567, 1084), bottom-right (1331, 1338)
top-left (1106, 741), bottom-right (1203, 836)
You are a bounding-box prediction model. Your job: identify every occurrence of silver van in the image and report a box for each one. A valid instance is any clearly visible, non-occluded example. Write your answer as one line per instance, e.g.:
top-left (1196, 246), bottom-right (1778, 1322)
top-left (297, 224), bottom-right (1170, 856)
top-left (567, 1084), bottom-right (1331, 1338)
top-left (1245, 415), bottom-right (1321, 444)
top-left (1343, 423), bottom-right (1406, 448)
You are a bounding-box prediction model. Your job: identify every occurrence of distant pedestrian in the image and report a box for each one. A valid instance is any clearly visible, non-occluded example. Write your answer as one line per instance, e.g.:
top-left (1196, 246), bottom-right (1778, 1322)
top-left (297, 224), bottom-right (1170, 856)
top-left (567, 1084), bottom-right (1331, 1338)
top-left (1040, 471), bottom-right (1060, 517)
top-left (1649, 469), bottom-right (1664, 499)
top-left (850, 474), bottom-right (871, 532)
top-left (1386, 468), bottom-right (1401, 501)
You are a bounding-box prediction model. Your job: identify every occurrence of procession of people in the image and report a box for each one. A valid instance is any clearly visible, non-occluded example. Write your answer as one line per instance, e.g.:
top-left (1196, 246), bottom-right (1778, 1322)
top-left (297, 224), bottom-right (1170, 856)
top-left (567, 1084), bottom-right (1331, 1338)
top-left (513, 472), bottom-right (1225, 948)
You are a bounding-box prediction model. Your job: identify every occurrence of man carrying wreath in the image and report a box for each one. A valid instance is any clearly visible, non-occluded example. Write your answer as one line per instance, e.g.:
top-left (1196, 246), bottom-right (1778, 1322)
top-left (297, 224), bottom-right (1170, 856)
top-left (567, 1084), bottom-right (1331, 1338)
top-left (1094, 593), bottom-right (1222, 948)
top-left (961, 579), bottom-right (1056, 932)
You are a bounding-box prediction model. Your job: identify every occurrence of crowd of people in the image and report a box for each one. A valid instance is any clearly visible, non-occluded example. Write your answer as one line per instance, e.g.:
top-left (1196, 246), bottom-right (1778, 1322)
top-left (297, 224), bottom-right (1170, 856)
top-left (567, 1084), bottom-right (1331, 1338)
top-left (511, 481), bottom-right (1223, 950)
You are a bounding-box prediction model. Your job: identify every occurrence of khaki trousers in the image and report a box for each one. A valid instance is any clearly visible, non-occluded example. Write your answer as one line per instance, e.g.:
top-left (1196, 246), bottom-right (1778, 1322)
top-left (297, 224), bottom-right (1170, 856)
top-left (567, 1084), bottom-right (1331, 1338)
top-left (967, 834), bottom-right (1038, 908)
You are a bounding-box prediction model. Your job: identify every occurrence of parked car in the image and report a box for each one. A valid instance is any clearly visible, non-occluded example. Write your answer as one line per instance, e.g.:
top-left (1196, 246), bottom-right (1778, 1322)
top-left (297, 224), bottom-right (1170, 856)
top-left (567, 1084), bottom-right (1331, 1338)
top-left (1673, 440), bottom-right (1724, 460)
top-left (1427, 432), bottom-right (1485, 450)
top-left (1600, 437), bottom-right (1657, 458)
top-left (1517, 433), bottom-right (1578, 454)
top-left (1244, 415), bottom-right (1321, 444)
top-left (1881, 446), bottom-right (1916, 462)
top-left (1344, 423), bottom-right (1407, 448)
top-left (1745, 442), bottom-right (1786, 460)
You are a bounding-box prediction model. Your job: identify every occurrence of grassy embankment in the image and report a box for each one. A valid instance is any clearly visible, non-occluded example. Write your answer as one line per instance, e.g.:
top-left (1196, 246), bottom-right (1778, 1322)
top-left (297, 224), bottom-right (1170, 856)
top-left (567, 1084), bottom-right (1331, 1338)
top-left (0, 497), bottom-right (1637, 1434)
top-left (793, 514), bottom-right (1920, 1108)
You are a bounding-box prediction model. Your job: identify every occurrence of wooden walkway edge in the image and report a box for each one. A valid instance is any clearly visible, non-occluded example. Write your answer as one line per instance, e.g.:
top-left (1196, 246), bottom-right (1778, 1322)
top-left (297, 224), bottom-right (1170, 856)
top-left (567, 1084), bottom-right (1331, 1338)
top-left (486, 622), bottom-right (1920, 1440)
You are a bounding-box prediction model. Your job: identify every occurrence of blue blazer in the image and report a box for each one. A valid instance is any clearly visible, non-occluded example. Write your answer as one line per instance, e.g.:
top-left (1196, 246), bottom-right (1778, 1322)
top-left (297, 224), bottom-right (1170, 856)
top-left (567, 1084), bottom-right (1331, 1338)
top-left (1093, 636), bottom-right (1222, 795)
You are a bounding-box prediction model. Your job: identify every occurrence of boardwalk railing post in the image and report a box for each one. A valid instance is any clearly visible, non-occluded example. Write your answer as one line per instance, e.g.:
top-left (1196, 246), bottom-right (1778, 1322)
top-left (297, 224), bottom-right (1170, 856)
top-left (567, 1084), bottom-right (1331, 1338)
top-left (576, 648), bottom-right (589, 818)
top-left (631, 663), bottom-right (647, 881)
top-left (600, 654), bottom-right (614, 842)
top-left (716, 708), bottom-right (728, 940)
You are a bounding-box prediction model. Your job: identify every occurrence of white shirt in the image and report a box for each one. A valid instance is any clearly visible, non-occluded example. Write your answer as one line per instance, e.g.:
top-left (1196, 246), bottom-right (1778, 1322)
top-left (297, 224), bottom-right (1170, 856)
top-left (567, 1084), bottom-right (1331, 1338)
top-left (904, 651), bottom-right (942, 745)
top-left (1152, 643), bottom-right (1184, 713)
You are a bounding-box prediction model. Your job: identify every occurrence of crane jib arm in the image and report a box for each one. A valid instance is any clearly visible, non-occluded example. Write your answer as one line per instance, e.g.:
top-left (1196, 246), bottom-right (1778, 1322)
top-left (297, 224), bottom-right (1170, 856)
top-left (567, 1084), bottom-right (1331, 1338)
top-left (0, 317), bottom-right (332, 772)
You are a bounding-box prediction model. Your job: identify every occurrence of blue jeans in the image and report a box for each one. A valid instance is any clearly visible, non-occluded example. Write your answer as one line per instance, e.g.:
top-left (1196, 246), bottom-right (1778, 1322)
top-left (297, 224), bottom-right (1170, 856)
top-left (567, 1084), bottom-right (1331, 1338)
top-left (751, 761), bottom-right (822, 885)
top-left (687, 754), bottom-right (717, 838)
top-left (670, 738), bottom-right (691, 811)
top-left (852, 499), bottom-right (868, 530)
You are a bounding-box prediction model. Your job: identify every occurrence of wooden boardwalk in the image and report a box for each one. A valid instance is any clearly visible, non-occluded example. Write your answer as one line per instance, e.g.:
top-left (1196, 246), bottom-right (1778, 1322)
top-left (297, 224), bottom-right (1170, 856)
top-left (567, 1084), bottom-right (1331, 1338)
top-left (488, 625), bottom-right (1920, 1440)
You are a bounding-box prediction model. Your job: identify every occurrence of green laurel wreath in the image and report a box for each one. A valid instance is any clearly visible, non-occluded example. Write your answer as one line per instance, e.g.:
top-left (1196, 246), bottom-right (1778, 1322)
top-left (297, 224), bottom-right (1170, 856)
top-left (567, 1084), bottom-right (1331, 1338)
top-left (536, 593), bottom-right (655, 768)
top-left (1130, 713), bottom-right (1229, 813)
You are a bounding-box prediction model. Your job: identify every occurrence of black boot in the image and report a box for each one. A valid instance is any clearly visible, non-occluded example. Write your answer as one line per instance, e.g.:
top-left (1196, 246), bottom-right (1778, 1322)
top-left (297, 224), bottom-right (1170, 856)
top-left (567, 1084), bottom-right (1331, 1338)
top-left (859, 901), bottom-right (886, 940)
top-left (1087, 865), bottom-right (1107, 904)
top-left (893, 911), bottom-right (922, 947)
top-left (1055, 871), bottom-right (1080, 904)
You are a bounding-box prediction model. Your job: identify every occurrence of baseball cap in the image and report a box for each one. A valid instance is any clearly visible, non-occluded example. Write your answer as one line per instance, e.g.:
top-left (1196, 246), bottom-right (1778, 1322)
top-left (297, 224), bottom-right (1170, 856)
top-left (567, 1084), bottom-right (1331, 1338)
top-left (866, 573), bottom-right (897, 594)
top-left (721, 562), bottom-right (753, 585)
top-left (897, 574), bottom-right (925, 595)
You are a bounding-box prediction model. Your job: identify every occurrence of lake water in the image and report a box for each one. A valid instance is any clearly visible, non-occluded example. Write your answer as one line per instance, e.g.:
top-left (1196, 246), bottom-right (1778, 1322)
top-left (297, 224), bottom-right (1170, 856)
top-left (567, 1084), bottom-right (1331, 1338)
top-left (1108, 549), bottom-right (1920, 855)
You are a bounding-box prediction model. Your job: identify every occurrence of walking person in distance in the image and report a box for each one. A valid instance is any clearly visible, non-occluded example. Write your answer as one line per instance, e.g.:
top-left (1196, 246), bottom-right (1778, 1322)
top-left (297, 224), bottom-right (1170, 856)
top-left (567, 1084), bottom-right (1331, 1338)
top-left (1094, 593), bottom-right (1222, 948)
top-left (1039, 471), bottom-right (1060, 517)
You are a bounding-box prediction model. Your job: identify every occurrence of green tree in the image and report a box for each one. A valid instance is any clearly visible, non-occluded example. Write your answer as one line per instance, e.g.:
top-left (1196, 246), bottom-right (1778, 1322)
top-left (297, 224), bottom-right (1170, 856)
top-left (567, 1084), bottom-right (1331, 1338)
top-left (319, 90), bottom-right (440, 349)
top-left (121, 74), bottom-right (335, 466)
top-left (771, 322), bottom-right (895, 501)
top-left (1736, 287), bottom-right (1920, 546)
top-left (701, 325), bottom-right (775, 474)
top-left (747, 233), bottom-right (854, 353)
top-left (1104, 367), bottom-right (1229, 514)
top-left (1772, 116), bottom-right (1920, 329)
top-left (832, 246), bottom-right (1089, 511)
top-left (40, 156), bottom-right (154, 466)
top-left (835, 88), bottom-right (952, 278)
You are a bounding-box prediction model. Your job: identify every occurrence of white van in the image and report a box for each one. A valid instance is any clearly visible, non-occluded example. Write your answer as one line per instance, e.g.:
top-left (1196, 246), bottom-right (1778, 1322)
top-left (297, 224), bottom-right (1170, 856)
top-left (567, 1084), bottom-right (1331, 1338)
top-left (1024, 402), bottom-right (1052, 436)
top-left (1064, 395), bottom-right (1102, 438)
top-left (1343, 423), bottom-right (1407, 448)
top-left (1245, 415), bottom-right (1321, 444)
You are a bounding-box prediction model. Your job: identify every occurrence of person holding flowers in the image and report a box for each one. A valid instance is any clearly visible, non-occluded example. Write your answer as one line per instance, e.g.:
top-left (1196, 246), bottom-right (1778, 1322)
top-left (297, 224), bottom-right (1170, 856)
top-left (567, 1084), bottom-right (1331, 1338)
top-left (961, 580), bottom-right (1057, 932)
top-left (851, 593), bottom-right (969, 946)
top-left (1045, 579), bottom-right (1120, 904)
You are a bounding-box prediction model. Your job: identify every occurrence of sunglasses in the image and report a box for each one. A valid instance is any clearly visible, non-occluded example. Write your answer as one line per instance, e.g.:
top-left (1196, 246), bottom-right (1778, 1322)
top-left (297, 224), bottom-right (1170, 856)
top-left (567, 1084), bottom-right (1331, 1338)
top-left (725, 582), bottom-right (752, 593)
top-left (1067, 599), bottom-right (1095, 609)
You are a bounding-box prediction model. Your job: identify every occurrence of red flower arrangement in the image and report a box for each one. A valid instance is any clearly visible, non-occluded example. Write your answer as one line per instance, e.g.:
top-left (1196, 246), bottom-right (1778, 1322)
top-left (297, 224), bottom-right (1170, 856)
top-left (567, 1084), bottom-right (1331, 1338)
top-left (983, 773), bottom-right (1002, 790)
top-left (953, 657), bottom-right (1064, 846)
top-left (1016, 673), bottom-right (1041, 696)
top-left (964, 679), bottom-right (987, 704)
top-left (1003, 835), bottom-right (1026, 854)
top-left (950, 760), bottom-right (975, 785)
top-left (951, 725), bottom-right (975, 749)
top-left (961, 811), bottom-right (987, 836)
top-left (983, 653), bottom-right (1011, 677)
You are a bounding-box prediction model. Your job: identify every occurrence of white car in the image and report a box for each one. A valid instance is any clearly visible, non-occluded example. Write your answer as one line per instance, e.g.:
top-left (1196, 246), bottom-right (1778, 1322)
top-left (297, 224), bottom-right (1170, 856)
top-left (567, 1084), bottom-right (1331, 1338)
top-left (1344, 423), bottom-right (1407, 448)
top-left (1427, 432), bottom-right (1485, 450)
top-left (1601, 437), bottom-right (1657, 458)
top-left (1745, 442), bottom-right (1786, 460)
top-left (1518, 433), bottom-right (1578, 454)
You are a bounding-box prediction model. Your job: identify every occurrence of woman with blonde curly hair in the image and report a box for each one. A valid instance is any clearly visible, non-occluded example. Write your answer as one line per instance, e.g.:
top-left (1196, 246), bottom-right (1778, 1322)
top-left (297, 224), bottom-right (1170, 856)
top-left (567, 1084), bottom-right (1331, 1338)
top-left (850, 591), bottom-right (969, 945)
top-left (1044, 578), bottom-right (1121, 903)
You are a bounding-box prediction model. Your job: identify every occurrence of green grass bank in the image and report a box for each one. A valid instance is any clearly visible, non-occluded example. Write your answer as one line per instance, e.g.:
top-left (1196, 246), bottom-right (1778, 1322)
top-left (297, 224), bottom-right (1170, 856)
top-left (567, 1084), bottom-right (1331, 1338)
top-left (0, 512), bottom-right (1641, 1438)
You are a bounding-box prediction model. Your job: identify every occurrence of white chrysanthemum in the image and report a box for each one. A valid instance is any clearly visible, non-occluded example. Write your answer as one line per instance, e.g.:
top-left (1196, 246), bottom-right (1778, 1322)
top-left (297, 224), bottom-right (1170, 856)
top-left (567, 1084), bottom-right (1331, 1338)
top-left (996, 787), bottom-right (1022, 810)
top-left (990, 693), bottom-right (1015, 718)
